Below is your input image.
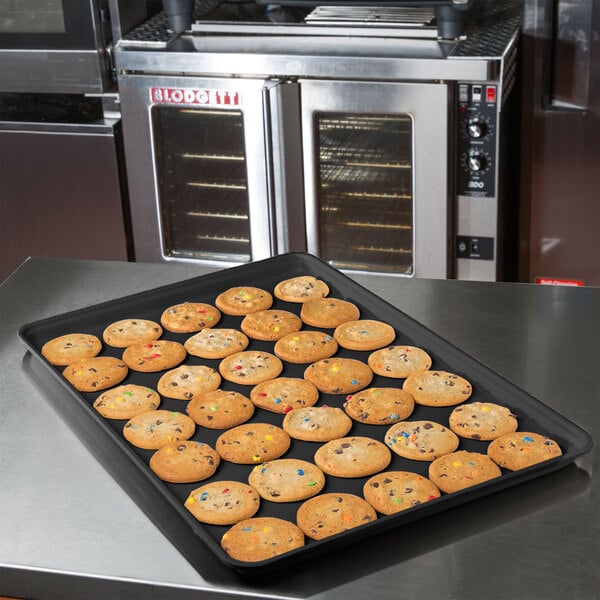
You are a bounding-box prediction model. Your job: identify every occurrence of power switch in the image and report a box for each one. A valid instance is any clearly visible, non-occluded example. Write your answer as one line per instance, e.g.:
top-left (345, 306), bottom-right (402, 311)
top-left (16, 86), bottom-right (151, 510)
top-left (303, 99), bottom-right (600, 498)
top-left (456, 236), bottom-right (494, 260)
top-left (486, 86), bottom-right (497, 103)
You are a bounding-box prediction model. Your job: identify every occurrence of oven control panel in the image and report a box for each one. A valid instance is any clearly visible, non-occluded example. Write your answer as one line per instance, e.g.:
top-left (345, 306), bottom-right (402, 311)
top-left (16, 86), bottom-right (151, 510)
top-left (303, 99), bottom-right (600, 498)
top-left (457, 83), bottom-right (498, 197)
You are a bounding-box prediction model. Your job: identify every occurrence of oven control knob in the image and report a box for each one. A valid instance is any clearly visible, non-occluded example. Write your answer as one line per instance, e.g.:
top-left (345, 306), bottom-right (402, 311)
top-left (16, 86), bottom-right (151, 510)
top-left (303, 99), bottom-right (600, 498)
top-left (468, 154), bottom-right (487, 172)
top-left (467, 119), bottom-right (487, 139)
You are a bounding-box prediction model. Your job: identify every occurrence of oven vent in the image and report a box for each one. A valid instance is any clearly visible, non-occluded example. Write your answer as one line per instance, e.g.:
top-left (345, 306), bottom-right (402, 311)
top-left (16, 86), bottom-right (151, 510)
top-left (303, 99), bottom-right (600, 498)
top-left (304, 6), bottom-right (436, 28)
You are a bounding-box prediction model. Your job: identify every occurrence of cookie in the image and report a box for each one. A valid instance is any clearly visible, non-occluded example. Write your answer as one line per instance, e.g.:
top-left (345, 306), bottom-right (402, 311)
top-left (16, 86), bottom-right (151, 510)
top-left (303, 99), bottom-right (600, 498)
top-left (122, 340), bottom-right (187, 373)
top-left (215, 286), bottom-right (273, 316)
top-left (449, 402), bottom-right (518, 441)
top-left (219, 351), bottom-right (283, 385)
top-left (363, 471), bottom-right (441, 515)
top-left (487, 432), bottom-right (562, 471)
top-left (93, 384), bottom-right (160, 420)
top-left (303, 358), bottom-right (373, 395)
top-left (221, 517), bottom-right (305, 562)
top-left (102, 319), bottom-right (162, 348)
top-left (216, 423), bottom-right (291, 464)
top-left (385, 420), bottom-right (460, 461)
top-left (343, 387), bottom-right (415, 425)
top-left (62, 356), bottom-right (128, 392)
top-left (296, 493), bottom-right (377, 540)
top-left (123, 409), bottom-right (196, 450)
top-left (273, 275), bottom-right (330, 303)
top-left (184, 328), bottom-right (249, 359)
top-left (300, 297), bottom-right (360, 329)
top-left (240, 309), bottom-right (302, 342)
top-left (333, 319), bottom-right (396, 351)
top-left (160, 302), bottom-right (221, 333)
top-left (428, 450), bottom-right (502, 493)
top-left (250, 377), bottom-right (319, 414)
top-left (186, 389), bottom-right (255, 429)
top-left (314, 436), bottom-right (391, 478)
top-left (185, 480), bottom-right (260, 526)
top-left (274, 330), bottom-right (338, 364)
top-left (282, 406), bottom-right (353, 442)
top-left (157, 365), bottom-right (221, 400)
top-left (368, 345), bottom-right (432, 379)
top-left (149, 440), bottom-right (220, 483)
top-left (403, 370), bottom-right (472, 407)
top-left (41, 333), bottom-right (102, 366)
top-left (248, 459), bottom-right (326, 502)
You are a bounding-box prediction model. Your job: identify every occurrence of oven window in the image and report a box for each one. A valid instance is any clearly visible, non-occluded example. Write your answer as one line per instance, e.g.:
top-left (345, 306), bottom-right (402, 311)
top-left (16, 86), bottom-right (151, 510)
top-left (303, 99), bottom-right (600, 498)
top-left (315, 112), bottom-right (414, 274)
top-left (152, 106), bottom-right (251, 263)
top-left (0, 0), bottom-right (97, 49)
top-left (0, 0), bottom-right (65, 33)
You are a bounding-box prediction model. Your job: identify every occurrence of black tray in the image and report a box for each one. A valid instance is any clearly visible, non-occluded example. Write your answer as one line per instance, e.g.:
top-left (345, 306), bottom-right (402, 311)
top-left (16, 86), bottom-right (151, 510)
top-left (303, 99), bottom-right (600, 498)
top-left (18, 253), bottom-right (593, 574)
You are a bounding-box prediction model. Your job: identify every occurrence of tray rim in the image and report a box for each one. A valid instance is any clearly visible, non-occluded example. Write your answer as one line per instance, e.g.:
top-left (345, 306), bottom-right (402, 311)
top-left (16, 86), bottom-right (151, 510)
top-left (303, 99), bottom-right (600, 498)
top-left (17, 252), bottom-right (595, 573)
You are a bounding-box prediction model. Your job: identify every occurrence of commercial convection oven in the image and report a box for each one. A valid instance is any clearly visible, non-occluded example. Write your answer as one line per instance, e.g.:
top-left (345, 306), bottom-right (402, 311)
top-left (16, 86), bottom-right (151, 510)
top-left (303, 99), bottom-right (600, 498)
top-left (115, 0), bottom-right (521, 281)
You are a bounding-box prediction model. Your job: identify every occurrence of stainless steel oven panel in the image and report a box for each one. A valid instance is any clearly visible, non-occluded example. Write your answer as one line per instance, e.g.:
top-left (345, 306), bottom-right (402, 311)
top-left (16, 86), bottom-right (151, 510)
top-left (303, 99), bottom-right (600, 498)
top-left (119, 74), bottom-right (280, 266)
top-left (300, 79), bottom-right (449, 278)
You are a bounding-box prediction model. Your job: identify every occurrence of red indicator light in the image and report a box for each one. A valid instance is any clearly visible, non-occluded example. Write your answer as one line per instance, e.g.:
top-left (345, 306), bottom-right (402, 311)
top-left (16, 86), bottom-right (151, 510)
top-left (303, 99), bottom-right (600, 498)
top-left (486, 86), bottom-right (497, 103)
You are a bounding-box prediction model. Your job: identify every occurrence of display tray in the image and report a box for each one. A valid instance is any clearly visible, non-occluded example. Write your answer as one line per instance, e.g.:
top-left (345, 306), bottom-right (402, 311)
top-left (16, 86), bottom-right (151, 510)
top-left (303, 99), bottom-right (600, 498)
top-left (18, 253), bottom-right (593, 573)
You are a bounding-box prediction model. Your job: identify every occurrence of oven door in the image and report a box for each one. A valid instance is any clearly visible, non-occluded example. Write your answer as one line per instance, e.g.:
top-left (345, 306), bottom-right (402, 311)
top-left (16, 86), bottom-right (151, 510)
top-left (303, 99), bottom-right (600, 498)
top-left (119, 74), bottom-right (284, 267)
top-left (300, 79), bottom-right (449, 278)
top-left (0, 0), bottom-right (111, 93)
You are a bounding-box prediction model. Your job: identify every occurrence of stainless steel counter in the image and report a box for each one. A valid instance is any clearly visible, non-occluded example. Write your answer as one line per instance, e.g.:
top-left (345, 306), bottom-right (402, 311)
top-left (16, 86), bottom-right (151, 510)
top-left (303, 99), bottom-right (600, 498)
top-left (1, 257), bottom-right (598, 600)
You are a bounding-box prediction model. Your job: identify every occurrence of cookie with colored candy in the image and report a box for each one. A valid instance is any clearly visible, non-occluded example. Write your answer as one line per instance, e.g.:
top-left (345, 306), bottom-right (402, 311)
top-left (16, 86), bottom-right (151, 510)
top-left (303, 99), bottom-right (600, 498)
top-left (62, 356), bottom-right (128, 392)
top-left (216, 423), bottom-right (291, 464)
top-left (248, 458), bottom-right (326, 502)
top-left (102, 319), bottom-right (162, 348)
top-left (250, 377), bottom-right (319, 414)
top-left (343, 387), bottom-right (415, 425)
top-left (184, 328), bottom-right (249, 359)
top-left (303, 357), bottom-right (373, 395)
top-left (282, 406), bottom-right (353, 442)
top-left (157, 364), bottom-right (221, 400)
top-left (449, 402), bottom-right (518, 441)
top-left (122, 340), bottom-right (187, 373)
top-left (314, 436), bottom-right (391, 478)
top-left (221, 516), bottom-right (305, 562)
top-left (403, 370), bottom-right (472, 407)
top-left (149, 440), bottom-right (220, 483)
top-left (219, 351), bottom-right (283, 385)
top-left (160, 302), bottom-right (220, 333)
top-left (185, 480), bottom-right (260, 526)
top-left (368, 345), bottom-right (432, 379)
top-left (42, 333), bottom-right (102, 366)
top-left (273, 330), bottom-right (338, 364)
top-left (93, 384), bottom-right (160, 420)
top-left (123, 409), bottom-right (195, 450)
top-left (240, 309), bottom-right (302, 342)
top-left (215, 286), bottom-right (273, 316)
top-left (273, 275), bottom-right (330, 303)
top-left (363, 471), bottom-right (441, 515)
top-left (296, 493), bottom-right (377, 541)
top-left (428, 450), bottom-right (502, 493)
top-left (186, 389), bottom-right (254, 429)
top-left (385, 420), bottom-right (460, 461)
top-left (333, 319), bottom-right (396, 351)
top-left (300, 297), bottom-right (361, 329)
top-left (487, 432), bottom-right (562, 471)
